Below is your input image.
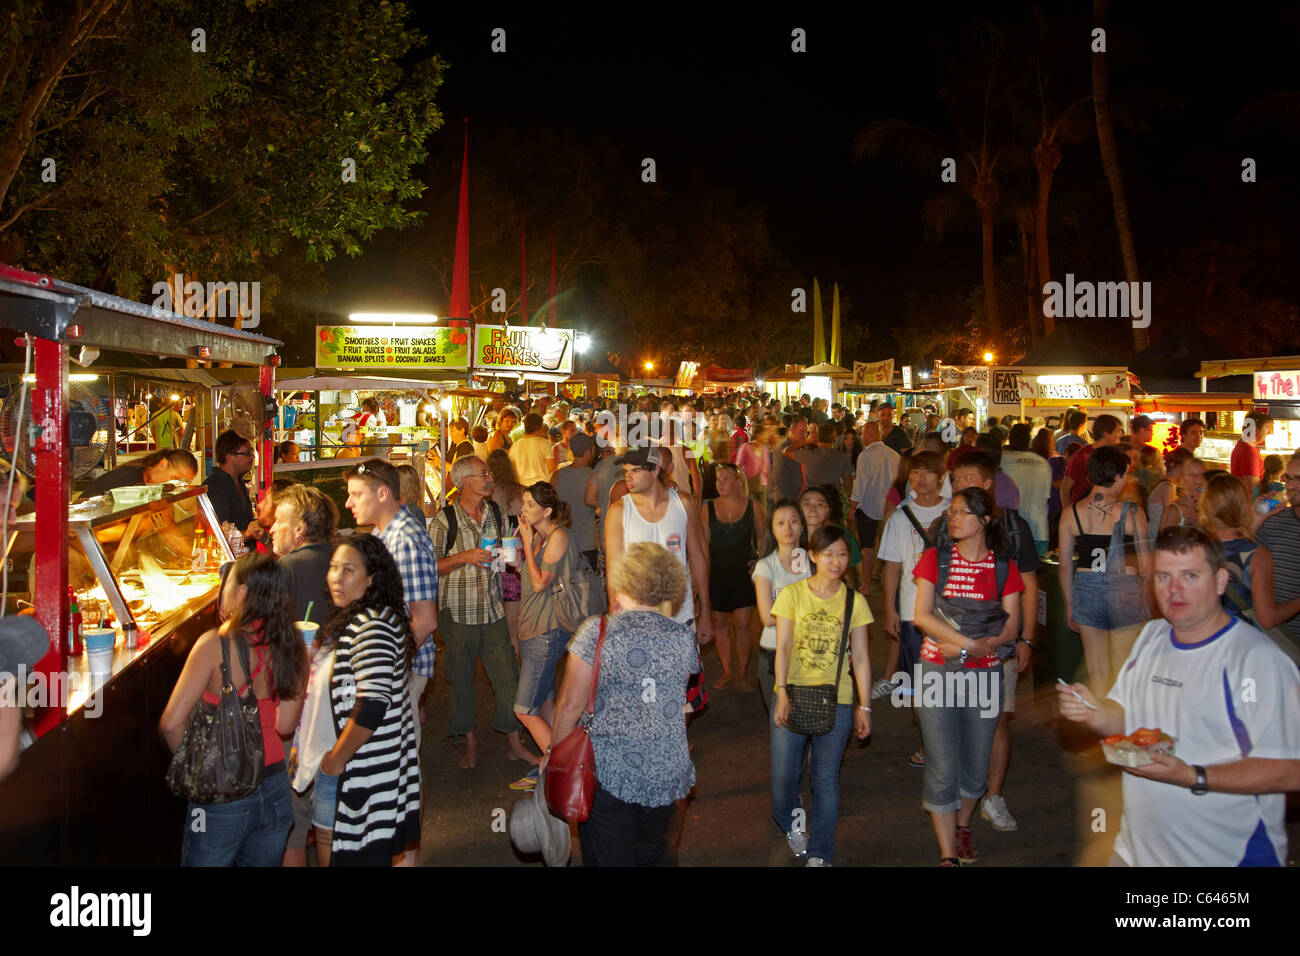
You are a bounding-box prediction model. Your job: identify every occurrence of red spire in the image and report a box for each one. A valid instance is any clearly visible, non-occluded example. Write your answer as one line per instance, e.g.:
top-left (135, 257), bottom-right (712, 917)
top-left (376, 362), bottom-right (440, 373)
top-left (519, 218), bottom-right (527, 325)
top-left (448, 120), bottom-right (470, 320)
top-left (548, 234), bottom-right (557, 328)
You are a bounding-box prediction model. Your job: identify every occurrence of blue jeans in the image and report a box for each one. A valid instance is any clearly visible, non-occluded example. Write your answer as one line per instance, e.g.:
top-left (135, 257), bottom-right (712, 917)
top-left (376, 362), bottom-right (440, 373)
top-left (914, 660), bottom-right (1002, 814)
top-left (514, 627), bottom-right (568, 715)
top-left (770, 703), bottom-right (853, 862)
top-left (181, 768), bottom-right (293, 867)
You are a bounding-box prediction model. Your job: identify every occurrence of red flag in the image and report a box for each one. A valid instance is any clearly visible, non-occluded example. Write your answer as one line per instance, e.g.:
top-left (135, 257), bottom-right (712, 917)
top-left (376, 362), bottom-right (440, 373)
top-left (449, 121), bottom-right (470, 320)
top-left (549, 235), bottom-right (557, 328)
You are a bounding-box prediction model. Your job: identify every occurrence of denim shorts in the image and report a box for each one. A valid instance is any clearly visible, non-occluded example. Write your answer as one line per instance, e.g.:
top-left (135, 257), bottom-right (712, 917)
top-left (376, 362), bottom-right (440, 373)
top-left (1073, 572), bottom-right (1145, 630)
top-left (514, 627), bottom-right (568, 716)
top-left (313, 768), bottom-right (339, 830)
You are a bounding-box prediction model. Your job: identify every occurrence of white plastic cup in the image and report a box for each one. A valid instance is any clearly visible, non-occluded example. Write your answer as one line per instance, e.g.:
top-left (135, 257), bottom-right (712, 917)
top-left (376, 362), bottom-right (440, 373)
top-left (501, 536), bottom-right (520, 564)
top-left (83, 628), bottom-right (116, 676)
top-left (296, 621), bottom-right (319, 649)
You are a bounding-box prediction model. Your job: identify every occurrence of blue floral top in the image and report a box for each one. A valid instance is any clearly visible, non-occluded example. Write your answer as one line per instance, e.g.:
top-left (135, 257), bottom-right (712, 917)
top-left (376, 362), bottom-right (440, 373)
top-left (568, 611), bottom-right (698, 807)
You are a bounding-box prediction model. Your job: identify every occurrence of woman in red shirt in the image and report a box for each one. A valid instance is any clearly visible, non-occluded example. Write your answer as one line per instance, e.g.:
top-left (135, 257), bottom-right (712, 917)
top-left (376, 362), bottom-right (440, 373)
top-left (912, 487), bottom-right (1022, 867)
top-left (161, 554), bottom-right (308, 866)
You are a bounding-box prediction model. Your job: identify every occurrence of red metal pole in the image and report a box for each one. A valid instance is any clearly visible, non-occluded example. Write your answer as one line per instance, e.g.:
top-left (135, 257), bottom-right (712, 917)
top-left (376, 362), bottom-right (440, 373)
top-left (258, 365), bottom-right (273, 501)
top-left (31, 336), bottom-right (69, 736)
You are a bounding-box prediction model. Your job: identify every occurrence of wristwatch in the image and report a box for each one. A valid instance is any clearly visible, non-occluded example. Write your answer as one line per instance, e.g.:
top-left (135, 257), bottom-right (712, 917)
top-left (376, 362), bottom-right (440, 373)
top-left (1191, 765), bottom-right (1209, 795)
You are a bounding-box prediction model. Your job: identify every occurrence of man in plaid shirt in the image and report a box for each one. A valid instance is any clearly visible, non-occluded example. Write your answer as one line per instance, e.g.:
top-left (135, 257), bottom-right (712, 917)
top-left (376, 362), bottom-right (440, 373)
top-left (431, 455), bottom-right (535, 770)
top-left (344, 459), bottom-right (438, 745)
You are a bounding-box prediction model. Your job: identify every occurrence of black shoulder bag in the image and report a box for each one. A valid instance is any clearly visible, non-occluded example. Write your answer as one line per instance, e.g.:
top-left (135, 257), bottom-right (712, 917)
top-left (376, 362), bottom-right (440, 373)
top-left (165, 636), bottom-right (266, 804)
top-left (785, 585), bottom-right (853, 736)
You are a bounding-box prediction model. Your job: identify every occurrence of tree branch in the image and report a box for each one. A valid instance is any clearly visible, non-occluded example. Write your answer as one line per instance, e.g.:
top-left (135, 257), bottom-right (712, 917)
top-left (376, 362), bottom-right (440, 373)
top-left (0, 179), bottom-right (69, 232)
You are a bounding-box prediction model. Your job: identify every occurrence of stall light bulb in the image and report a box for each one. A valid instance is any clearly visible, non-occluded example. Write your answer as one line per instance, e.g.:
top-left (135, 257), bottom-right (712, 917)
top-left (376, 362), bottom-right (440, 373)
top-left (440, 397), bottom-right (453, 412)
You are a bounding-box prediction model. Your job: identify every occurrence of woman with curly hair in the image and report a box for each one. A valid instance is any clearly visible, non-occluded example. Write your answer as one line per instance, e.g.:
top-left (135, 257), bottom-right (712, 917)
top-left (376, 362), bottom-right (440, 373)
top-left (161, 553), bottom-right (309, 866)
top-left (314, 534), bottom-right (421, 866)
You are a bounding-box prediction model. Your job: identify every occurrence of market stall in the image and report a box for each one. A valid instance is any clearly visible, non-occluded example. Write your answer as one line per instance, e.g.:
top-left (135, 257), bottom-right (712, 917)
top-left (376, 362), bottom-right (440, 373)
top-left (760, 364), bottom-right (804, 406)
top-left (1131, 392), bottom-right (1255, 460)
top-left (1198, 357), bottom-right (1300, 463)
top-left (0, 263), bottom-right (279, 864)
top-left (562, 371), bottom-right (620, 401)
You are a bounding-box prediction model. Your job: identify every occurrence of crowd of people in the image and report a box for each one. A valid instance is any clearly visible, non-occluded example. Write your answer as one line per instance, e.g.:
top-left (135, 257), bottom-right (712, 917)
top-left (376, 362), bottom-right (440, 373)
top-left (146, 388), bottom-right (1300, 867)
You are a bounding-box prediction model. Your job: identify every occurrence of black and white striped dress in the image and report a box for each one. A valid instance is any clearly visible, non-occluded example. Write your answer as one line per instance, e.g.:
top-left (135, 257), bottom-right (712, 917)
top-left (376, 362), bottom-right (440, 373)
top-left (328, 606), bottom-right (421, 866)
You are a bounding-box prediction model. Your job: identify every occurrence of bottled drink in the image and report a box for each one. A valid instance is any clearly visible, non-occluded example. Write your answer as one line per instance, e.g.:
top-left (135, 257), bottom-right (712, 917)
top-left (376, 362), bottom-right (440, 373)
top-left (192, 523), bottom-right (208, 572)
top-left (67, 586), bottom-right (83, 657)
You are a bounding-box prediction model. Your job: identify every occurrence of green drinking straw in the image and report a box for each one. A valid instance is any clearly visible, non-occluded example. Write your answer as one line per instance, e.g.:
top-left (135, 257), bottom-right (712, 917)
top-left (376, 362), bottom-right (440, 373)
top-left (304, 601), bottom-right (314, 624)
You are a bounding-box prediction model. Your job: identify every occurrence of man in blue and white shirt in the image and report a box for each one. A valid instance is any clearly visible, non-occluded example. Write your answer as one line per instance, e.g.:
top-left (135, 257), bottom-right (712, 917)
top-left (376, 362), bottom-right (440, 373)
top-left (1059, 526), bottom-right (1300, 866)
top-left (345, 459), bottom-right (438, 745)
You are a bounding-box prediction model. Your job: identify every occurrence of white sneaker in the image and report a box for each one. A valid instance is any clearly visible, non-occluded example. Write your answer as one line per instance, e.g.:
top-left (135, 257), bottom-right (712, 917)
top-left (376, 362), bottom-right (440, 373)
top-left (981, 794), bottom-right (1018, 831)
top-left (787, 823), bottom-right (808, 858)
top-left (805, 856), bottom-right (829, 867)
top-left (870, 678), bottom-right (896, 701)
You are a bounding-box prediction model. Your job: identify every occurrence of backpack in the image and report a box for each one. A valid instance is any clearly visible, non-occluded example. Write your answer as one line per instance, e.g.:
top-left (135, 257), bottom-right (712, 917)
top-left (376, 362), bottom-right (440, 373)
top-left (552, 535), bottom-right (608, 632)
top-left (437, 499), bottom-right (505, 556)
top-left (931, 505), bottom-right (1025, 564)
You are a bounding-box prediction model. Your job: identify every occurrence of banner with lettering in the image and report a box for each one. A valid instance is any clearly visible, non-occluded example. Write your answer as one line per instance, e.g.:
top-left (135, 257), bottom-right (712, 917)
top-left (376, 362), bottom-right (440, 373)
top-left (316, 325), bottom-right (469, 369)
top-left (1255, 370), bottom-right (1300, 400)
top-left (474, 325), bottom-right (574, 375)
top-left (1016, 371), bottom-right (1131, 403)
top-left (852, 359), bottom-right (894, 387)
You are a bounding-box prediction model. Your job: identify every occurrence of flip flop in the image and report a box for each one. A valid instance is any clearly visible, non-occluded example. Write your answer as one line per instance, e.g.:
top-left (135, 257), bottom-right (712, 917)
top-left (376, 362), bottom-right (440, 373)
top-left (712, 676), bottom-right (730, 690)
top-left (907, 750), bottom-right (926, 768)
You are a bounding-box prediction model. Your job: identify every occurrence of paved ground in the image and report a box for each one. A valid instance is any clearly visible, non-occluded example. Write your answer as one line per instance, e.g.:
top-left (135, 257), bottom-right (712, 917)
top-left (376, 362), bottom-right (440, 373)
top-left (415, 587), bottom-right (1298, 866)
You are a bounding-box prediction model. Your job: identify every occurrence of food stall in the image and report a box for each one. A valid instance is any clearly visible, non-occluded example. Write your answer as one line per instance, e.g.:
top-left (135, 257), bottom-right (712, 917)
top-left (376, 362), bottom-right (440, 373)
top-left (1198, 357), bottom-right (1300, 464)
top-left (1131, 392), bottom-right (1256, 460)
top-left (761, 364), bottom-right (804, 406)
top-left (0, 263), bottom-right (279, 864)
top-left (839, 359), bottom-right (896, 415)
top-left (562, 371), bottom-right (620, 401)
top-left (799, 361), bottom-right (854, 408)
top-left (471, 324), bottom-right (576, 398)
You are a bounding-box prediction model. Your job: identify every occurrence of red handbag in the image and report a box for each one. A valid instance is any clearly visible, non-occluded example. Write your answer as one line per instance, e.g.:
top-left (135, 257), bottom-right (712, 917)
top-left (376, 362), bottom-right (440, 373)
top-left (545, 616), bottom-right (606, 822)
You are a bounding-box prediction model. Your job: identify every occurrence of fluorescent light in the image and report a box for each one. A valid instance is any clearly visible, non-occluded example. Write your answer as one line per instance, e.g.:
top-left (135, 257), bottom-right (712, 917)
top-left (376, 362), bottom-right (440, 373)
top-left (22, 373), bottom-right (100, 382)
top-left (348, 313), bottom-right (439, 325)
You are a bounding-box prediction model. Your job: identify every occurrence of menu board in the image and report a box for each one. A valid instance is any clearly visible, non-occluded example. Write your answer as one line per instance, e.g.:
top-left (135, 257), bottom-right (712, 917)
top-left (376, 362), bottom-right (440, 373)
top-left (316, 326), bottom-right (469, 369)
top-left (473, 325), bottom-right (574, 375)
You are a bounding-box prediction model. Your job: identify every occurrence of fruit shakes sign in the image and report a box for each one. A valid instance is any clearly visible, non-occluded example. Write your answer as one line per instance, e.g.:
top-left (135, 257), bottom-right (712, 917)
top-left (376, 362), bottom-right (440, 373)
top-left (316, 326), bottom-right (469, 369)
top-left (474, 325), bottom-right (574, 375)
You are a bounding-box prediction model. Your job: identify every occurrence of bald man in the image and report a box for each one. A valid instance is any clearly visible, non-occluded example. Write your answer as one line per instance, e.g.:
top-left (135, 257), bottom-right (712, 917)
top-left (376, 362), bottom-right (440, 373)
top-left (849, 421), bottom-right (900, 596)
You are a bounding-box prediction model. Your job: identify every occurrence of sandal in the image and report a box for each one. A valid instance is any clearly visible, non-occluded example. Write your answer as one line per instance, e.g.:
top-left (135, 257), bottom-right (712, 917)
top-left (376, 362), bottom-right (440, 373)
top-left (907, 750), bottom-right (926, 768)
top-left (509, 767), bottom-right (540, 791)
top-left (712, 676), bottom-right (730, 690)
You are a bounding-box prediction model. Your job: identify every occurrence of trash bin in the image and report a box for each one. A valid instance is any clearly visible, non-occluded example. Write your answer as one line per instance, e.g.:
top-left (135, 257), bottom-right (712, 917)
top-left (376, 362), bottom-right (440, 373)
top-left (1035, 554), bottom-right (1086, 685)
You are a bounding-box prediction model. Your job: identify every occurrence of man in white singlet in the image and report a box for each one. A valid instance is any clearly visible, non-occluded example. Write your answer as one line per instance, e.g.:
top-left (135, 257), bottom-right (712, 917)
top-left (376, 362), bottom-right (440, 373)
top-left (604, 444), bottom-right (713, 644)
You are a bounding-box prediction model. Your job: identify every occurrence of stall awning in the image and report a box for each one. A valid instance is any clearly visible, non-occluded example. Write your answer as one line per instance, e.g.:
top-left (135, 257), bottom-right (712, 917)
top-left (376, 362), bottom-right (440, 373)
top-left (1198, 357), bottom-right (1300, 379)
top-left (1133, 393), bottom-right (1255, 413)
top-left (0, 264), bottom-right (280, 366)
top-left (275, 375), bottom-right (448, 392)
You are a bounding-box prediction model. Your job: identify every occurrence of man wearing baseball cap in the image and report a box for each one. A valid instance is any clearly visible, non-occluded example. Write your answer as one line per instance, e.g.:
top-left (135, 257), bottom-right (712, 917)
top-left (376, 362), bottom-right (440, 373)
top-left (0, 617), bottom-right (50, 781)
top-left (604, 444), bottom-right (713, 643)
top-left (1130, 414), bottom-right (1156, 451)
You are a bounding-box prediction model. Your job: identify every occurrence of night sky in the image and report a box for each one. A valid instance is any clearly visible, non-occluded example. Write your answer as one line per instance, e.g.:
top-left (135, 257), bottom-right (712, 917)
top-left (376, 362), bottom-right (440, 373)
top-left (328, 3), bottom-right (1300, 355)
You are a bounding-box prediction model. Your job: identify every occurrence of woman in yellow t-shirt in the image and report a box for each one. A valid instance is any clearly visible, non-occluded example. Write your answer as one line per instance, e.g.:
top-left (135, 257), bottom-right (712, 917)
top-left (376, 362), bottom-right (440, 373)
top-left (770, 525), bottom-right (872, 867)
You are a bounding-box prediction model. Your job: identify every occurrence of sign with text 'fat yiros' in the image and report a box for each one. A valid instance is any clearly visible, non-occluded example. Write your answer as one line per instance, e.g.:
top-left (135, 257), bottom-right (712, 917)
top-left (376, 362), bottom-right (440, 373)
top-left (316, 326), bottom-right (469, 369)
top-left (473, 325), bottom-right (574, 375)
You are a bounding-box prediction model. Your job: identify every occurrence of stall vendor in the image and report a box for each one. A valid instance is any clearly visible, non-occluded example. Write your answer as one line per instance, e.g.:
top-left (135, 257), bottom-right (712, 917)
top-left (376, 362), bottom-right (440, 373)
top-left (79, 449), bottom-right (198, 500)
top-left (205, 430), bottom-right (256, 537)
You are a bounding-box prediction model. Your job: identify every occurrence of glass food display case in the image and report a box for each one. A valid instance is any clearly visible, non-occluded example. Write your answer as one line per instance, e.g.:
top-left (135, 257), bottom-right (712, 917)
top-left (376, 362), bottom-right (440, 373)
top-left (3, 485), bottom-right (232, 711)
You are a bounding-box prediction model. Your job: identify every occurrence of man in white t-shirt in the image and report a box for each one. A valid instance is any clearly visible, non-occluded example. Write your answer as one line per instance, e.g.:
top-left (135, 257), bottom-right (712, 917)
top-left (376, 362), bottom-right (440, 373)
top-left (879, 449), bottom-right (949, 706)
top-left (1059, 527), bottom-right (1300, 866)
top-left (850, 421), bottom-right (900, 597)
top-left (999, 423), bottom-right (1051, 555)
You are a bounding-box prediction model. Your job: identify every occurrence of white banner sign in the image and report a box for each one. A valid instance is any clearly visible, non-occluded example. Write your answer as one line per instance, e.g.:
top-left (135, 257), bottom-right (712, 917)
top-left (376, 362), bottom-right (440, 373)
top-left (1017, 372), bottom-right (1130, 403)
top-left (853, 359), bottom-right (894, 387)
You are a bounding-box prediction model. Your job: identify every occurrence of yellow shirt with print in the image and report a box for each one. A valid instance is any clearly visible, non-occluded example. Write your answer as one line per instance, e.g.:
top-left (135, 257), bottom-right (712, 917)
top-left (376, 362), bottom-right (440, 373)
top-left (771, 579), bottom-right (872, 705)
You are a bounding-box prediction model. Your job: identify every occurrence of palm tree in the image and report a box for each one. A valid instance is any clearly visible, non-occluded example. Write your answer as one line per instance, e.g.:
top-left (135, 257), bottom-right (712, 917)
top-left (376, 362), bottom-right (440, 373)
top-left (1092, 0), bottom-right (1148, 351)
top-left (854, 19), bottom-right (1018, 353)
